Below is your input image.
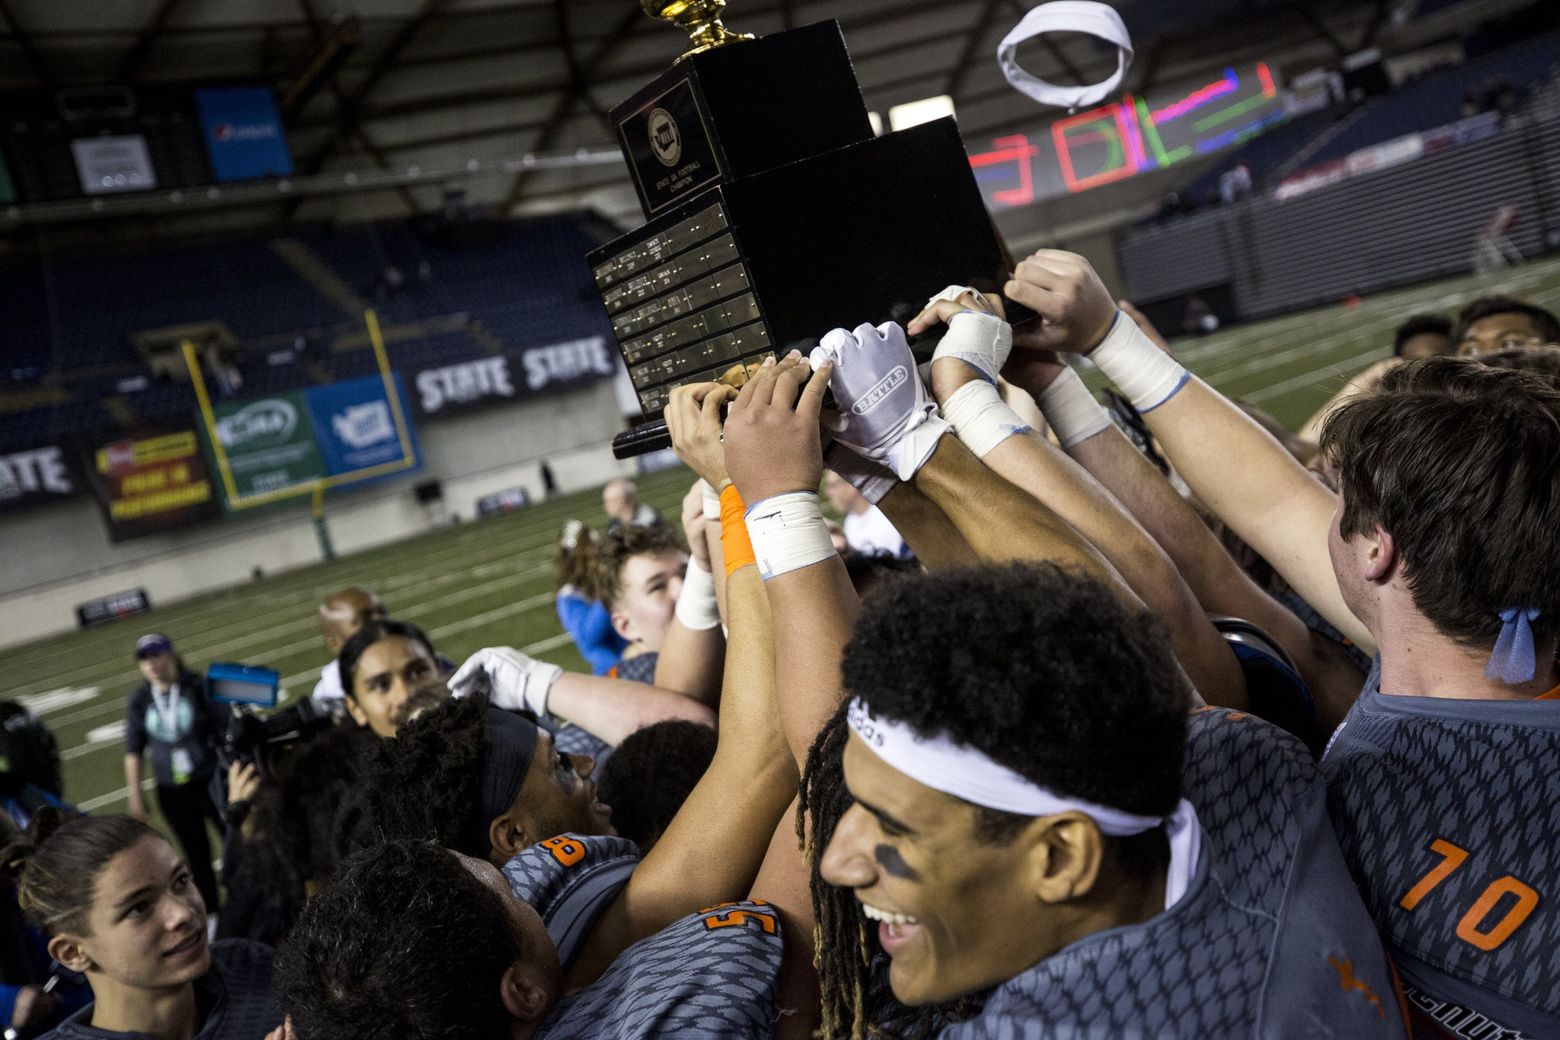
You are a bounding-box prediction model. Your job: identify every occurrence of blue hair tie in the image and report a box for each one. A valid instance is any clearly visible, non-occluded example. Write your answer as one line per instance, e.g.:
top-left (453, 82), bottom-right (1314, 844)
top-left (1485, 608), bottom-right (1540, 684)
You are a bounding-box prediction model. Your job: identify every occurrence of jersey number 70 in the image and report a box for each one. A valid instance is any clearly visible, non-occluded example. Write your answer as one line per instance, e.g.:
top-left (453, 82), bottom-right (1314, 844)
top-left (1398, 837), bottom-right (1541, 952)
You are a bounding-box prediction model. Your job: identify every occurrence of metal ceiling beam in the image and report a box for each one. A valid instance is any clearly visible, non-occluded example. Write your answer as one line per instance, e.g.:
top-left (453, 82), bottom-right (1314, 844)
top-left (502, 2), bottom-right (644, 211)
top-left (0, 0), bottom-right (54, 86)
top-left (297, 0), bottom-right (457, 177)
top-left (116, 0), bottom-right (183, 80)
top-left (944, 0), bottom-right (1003, 101)
top-left (1298, 2), bottom-right (1349, 58)
top-left (280, 14), bottom-right (360, 117)
top-left (288, 0), bottom-right (418, 217)
top-left (309, 0), bottom-right (969, 130)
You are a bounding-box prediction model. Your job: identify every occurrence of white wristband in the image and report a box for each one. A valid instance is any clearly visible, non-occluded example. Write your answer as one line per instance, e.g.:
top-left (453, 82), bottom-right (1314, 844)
top-left (1037, 366), bottom-right (1113, 448)
top-left (939, 381), bottom-right (1030, 459)
top-left (744, 492), bottom-right (837, 581)
top-left (886, 415), bottom-right (953, 482)
top-left (698, 479), bottom-right (721, 521)
top-left (1088, 311), bottom-right (1189, 413)
top-left (675, 559), bottom-right (720, 631)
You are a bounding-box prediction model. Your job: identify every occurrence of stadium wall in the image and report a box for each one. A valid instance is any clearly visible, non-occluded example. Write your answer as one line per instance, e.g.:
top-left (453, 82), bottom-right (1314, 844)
top-left (0, 380), bottom-right (630, 649)
top-left (1116, 113), bottom-right (1560, 317)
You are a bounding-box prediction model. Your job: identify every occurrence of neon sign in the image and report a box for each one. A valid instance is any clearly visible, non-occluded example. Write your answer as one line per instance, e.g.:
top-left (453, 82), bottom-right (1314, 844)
top-left (970, 62), bottom-right (1283, 206)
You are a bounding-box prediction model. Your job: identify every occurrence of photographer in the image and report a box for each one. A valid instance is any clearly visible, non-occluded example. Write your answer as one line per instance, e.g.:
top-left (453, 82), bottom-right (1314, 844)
top-left (121, 635), bottom-right (225, 916)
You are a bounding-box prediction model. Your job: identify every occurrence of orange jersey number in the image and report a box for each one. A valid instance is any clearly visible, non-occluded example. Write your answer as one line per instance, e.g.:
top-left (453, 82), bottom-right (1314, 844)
top-left (1399, 837), bottom-right (1540, 952)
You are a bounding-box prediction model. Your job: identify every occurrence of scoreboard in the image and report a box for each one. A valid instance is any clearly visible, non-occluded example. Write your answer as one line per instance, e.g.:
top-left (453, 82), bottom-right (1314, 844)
top-left (970, 62), bottom-right (1285, 206)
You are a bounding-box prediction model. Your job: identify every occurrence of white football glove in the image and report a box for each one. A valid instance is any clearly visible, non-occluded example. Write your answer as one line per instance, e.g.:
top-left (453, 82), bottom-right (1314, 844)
top-left (809, 321), bottom-right (950, 481)
top-left (448, 646), bottom-right (563, 719)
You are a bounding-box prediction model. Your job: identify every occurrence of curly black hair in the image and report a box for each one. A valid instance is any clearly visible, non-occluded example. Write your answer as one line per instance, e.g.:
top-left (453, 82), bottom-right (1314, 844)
top-left (799, 564), bottom-right (1194, 1039)
top-left (597, 719), bottom-right (715, 852)
top-left (277, 839), bottom-right (518, 1040)
top-left (841, 550), bottom-right (920, 598)
top-left (354, 692), bottom-right (488, 858)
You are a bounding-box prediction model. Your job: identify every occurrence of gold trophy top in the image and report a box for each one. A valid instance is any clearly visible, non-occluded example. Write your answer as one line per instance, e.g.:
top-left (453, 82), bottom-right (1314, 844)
top-left (642, 0), bottom-right (754, 62)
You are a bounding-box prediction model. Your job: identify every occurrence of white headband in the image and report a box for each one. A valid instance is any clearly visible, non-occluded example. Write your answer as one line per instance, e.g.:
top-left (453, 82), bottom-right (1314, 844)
top-left (998, 1), bottom-right (1134, 112)
top-left (847, 699), bottom-right (1202, 908)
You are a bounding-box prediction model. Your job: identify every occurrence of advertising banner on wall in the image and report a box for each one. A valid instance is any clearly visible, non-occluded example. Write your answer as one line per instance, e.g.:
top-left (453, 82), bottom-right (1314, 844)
top-left (71, 135), bottom-right (157, 195)
top-left (88, 430), bottom-right (220, 541)
top-left (0, 444), bottom-right (84, 512)
top-left (206, 390), bottom-right (327, 508)
top-left (408, 336), bottom-right (618, 418)
top-left (194, 86), bottom-right (295, 182)
top-left (303, 374), bottom-right (421, 482)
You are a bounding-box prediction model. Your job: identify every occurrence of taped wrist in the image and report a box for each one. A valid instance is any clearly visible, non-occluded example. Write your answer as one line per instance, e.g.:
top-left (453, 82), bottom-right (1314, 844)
top-left (744, 492), bottom-right (836, 581)
top-left (719, 485), bottom-right (756, 577)
top-left (674, 560), bottom-right (720, 631)
top-left (887, 414), bottom-right (953, 482)
top-left (1037, 365), bottom-right (1113, 448)
top-left (1087, 311), bottom-right (1190, 412)
top-left (939, 380), bottom-right (1030, 458)
top-left (931, 310), bottom-right (1013, 384)
top-left (699, 479), bottom-right (722, 521)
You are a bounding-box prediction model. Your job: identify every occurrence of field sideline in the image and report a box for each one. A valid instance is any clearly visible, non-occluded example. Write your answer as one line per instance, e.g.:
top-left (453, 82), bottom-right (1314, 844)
top-left (4, 253), bottom-right (1560, 821)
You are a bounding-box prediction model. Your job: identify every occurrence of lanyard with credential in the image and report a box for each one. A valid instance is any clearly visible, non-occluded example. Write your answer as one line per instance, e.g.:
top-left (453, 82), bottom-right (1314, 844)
top-left (151, 682), bottom-right (183, 740)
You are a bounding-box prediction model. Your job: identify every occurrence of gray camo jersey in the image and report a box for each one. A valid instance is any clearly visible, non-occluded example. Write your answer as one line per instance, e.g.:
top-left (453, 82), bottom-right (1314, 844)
top-left (941, 708), bottom-right (1404, 1040)
top-left (503, 833), bottom-right (784, 1039)
top-left (1323, 661), bottom-right (1560, 1039)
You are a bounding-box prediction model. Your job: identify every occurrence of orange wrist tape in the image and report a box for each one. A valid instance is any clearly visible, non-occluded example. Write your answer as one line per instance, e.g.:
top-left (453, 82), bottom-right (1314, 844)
top-left (720, 484), bottom-right (756, 577)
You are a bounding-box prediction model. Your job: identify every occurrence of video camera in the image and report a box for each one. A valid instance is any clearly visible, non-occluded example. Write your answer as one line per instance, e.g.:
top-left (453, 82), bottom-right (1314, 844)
top-left (208, 662), bottom-right (334, 778)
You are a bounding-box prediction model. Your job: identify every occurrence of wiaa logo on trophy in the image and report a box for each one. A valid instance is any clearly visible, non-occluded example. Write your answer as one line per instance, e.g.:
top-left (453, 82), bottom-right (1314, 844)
top-left (649, 108), bottom-right (682, 167)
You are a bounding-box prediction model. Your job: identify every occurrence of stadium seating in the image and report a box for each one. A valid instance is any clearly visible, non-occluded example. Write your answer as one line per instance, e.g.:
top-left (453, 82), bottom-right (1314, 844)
top-left (0, 213), bottom-right (617, 452)
top-left (1300, 30), bottom-right (1560, 168)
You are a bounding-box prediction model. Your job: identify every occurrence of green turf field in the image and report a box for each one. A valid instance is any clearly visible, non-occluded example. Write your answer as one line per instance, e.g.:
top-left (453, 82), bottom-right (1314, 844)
top-left (5, 253), bottom-right (1560, 819)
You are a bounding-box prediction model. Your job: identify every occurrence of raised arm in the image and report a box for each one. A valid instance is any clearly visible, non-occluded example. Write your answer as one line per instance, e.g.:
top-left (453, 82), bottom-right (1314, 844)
top-left (572, 381), bottom-right (796, 975)
top-left (1011, 350), bottom-right (1366, 725)
top-left (652, 480), bottom-right (727, 707)
top-left (447, 649), bottom-right (715, 745)
top-left (1002, 250), bottom-right (1373, 653)
top-left (911, 298), bottom-right (1244, 707)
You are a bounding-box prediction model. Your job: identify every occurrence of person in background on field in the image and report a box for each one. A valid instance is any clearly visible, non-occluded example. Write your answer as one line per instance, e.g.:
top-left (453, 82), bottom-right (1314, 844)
top-left (122, 634), bottom-right (225, 917)
top-left (552, 521), bottom-right (627, 676)
top-left (602, 478), bottom-right (660, 535)
top-left (309, 588), bottom-right (387, 711)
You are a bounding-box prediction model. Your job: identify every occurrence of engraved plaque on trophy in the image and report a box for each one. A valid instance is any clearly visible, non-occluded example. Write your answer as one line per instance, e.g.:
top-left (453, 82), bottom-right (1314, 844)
top-left (597, 1), bottom-right (1030, 457)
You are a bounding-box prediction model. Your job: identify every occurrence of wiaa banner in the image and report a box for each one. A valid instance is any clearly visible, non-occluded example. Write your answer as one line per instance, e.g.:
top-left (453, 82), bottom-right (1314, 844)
top-left (201, 374), bottom-right (420, 510)
top-left (88, 429), bottom-right (220, 542)
top-left (204, 389), bottom-right (328, 511)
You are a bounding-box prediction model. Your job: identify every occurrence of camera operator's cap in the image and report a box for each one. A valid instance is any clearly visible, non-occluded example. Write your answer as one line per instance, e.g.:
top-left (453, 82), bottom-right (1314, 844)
top-left (135, 633), bottom-right (174, 659)
top-left (998, 1), bottom-right (1133, 112)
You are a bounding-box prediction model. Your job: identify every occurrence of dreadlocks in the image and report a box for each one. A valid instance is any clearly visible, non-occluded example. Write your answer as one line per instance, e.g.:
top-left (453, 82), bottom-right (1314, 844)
top-left (797, 703), bottom-right (977, 1040)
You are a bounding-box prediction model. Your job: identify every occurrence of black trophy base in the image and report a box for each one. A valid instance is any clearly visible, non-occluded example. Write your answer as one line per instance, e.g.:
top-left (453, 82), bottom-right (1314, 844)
top-left (592, 116), bottom-right (1031, 451)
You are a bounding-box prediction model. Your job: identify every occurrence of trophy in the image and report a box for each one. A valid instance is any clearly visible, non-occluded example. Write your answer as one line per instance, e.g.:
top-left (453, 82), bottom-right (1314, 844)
top-left (596, 0), bottom-right (1029, 457)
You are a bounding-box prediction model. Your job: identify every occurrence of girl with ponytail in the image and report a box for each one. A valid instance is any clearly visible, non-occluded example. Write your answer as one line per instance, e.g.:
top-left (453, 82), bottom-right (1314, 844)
top-left (0, 809), bottom-right (280, 1040)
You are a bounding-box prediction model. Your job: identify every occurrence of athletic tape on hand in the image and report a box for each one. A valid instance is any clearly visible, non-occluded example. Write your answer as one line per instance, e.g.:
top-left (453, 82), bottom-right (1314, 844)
top-left (1036, 365), bottom-right (1113, 448)
top-left (675, 560), bottom-right (721, 631)
top-left (999, 1), bottom-right (1133, 111)
top-left (1088, 311), bottom-right (1190, 412)
top-left (932, 310), bottom-right (1013, 386)
top-left (940, 380), bottom-right (1031, 458)
top-left (744, 492), bottom-right (837, 581)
